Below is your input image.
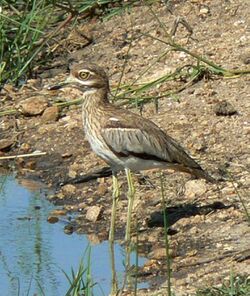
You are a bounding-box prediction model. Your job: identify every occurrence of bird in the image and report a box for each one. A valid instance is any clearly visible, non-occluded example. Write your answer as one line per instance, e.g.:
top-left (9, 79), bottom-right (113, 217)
top-left (51, 62), bottom-right (216, 242)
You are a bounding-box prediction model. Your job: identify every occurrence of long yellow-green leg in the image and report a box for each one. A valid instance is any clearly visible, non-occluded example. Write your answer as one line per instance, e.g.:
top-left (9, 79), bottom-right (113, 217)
top-left (109, 240), bottom-right (118, 295)
top-left (109, 172), bottom-right (119, 242)
top-left (125, 168), bottom-right (135, 242)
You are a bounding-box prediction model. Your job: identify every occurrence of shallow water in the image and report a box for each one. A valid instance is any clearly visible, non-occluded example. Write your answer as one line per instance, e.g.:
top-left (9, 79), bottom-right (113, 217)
top-left (0, 175), bottom-right (147, 296)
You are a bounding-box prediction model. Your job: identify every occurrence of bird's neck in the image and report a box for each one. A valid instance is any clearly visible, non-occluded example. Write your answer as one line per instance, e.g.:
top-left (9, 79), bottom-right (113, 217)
top-left (82, 87), bottom-right (109, 111)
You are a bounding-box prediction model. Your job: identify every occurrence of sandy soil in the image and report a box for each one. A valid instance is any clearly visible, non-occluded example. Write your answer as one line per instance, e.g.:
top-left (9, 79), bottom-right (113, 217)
top-left (1, 1), bottom-right (249, 295)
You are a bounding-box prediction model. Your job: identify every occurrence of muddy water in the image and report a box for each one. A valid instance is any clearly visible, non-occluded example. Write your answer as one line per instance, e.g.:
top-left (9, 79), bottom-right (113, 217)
top-left (0, 175), bottom-right (147, 295)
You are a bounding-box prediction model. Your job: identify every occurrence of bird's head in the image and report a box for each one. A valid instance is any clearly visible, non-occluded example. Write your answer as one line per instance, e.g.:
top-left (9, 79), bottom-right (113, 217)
top-left (49, 62), bottom-right (110, 92)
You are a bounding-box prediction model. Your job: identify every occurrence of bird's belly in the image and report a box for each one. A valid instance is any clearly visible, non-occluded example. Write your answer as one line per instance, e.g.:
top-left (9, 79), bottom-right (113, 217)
top-left (123, 156), bottom-right (167, 171)
top-left (86, 131), bottom-right (124, 169)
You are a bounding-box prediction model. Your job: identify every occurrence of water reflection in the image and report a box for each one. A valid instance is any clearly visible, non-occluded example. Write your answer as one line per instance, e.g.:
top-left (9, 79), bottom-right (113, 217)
top-left (0, 175), bottom-right (147, 295)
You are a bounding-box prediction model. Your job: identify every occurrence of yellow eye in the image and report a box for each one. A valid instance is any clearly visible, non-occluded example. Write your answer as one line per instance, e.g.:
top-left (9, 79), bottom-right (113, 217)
top-left (78, 70), bottom-right (90, 80)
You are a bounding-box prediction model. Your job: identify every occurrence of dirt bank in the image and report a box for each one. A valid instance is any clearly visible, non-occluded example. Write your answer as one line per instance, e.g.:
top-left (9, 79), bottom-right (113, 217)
top-left (1, 1), bottom-right (249, 295)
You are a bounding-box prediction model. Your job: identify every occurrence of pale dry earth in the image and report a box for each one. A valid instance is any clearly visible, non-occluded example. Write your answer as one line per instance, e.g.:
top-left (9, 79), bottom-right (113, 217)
top-left (0, 1), bottom-right (249, 295)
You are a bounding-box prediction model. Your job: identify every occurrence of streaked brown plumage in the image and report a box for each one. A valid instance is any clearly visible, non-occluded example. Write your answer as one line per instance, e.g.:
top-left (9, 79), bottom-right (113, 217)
top-left (55, 62), bottom-right (215, 241)
top-left (64, 62), bottom-right (214, 182)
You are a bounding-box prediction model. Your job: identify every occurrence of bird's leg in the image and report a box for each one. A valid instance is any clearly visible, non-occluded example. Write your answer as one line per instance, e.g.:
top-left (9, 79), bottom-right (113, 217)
top-left (109, 172), bottom-right (119, 242)
top-left (109, 240), bottom-right (118, 294)
top-left (125, 168), bottom-right (135, 242)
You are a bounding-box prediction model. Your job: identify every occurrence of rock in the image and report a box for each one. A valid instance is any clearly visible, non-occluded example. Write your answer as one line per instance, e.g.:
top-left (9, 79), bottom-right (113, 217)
top-left (64, 205), bottom-right (78, 211)
top-left (41, 106), bottom-right (59, 122)
top-left (87, 233), bottom-right (101, 245)
top-left (149, 247), bottom-right (175, 259)
top-left (86, 205), bottom-right (103, 222)
top-left (0, 138), bottom-right (14, 151)
top-left (26, 78), bottom-right (43, 89)
top-left (68, 170), bottom-right (77, 178)
top-left (49, 209), bottom-right (67, 216)
top-left (241, 53), bottom-right (250, 65)
top-left (187, 249), bottom-right (198, 257)
top-left (37, 126), bottom-right (49, 135)
top-left (61, 184), bottom-right (76, 195)
top-left (18, 178), bottom-right (45, 191)
top-left (64, 224), bottom-right (74, 235)
top-left (214, 100), bottom-right (237, 116)
top-left (55, 192), bottom-right (65, 199)
top-left (192, 139), bottom-right (207, 152)
top-left (199, 6), bottom-right (210, 16)
top-left (47, 216), bottom-right (59, 223)
top-left (62, 152), bottom-right (73, 158)
top-left (185, 179), bottom-right (207, 198)
top-left (78, 202), bottom-right (87, 211)
top-left (142, 259), bottom-right (161, 272)
top-left (2, 83), bottom-right (16, 94)
top-left (188, 134), bottom-right (207, 152)
top-left (96, 183), bottom-right (108, 196)
top-left (20, 143), bottom-right (31, 153)
top-left (19, 96), bottom-right (48, 116)
top-left (24, 160), bottom-right (36, 170)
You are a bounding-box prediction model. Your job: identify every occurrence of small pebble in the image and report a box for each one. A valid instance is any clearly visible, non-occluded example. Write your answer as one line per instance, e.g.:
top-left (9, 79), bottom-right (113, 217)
top-left (47, 216), bottom-right (59, 224)
top-left (86, 205), bottom-right (103, 222)
top-left (214, 100), bottom-right (237, 116)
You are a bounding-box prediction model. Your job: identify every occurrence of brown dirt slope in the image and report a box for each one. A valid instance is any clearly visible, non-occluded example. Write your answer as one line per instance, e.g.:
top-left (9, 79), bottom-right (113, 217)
top-left (0, 1), bottom-right (249, 295)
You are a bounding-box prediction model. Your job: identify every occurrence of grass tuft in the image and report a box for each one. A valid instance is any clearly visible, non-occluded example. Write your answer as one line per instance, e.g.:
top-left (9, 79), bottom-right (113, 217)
top-left (196, 274), bottom-right (250, 296)
top-left (63, 245), bottom-right (94, 296)
top-left (0, 0), bottom-right (56, 86)
top-left (0, 1), bottom-right (136, 87)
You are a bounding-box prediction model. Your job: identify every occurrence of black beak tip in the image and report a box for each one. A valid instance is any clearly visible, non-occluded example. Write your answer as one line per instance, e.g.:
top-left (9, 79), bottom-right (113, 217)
top-left (47, 84), bottom-right (63, 91)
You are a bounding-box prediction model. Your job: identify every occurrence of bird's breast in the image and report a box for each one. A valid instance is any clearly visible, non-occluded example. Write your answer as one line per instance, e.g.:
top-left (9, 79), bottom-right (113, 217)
top-left (83, 114), bottom-right (124, 170)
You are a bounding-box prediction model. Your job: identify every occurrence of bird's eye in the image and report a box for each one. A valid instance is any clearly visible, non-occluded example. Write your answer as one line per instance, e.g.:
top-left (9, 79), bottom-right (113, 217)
top-left (78, 71), bottom-right (90, 80)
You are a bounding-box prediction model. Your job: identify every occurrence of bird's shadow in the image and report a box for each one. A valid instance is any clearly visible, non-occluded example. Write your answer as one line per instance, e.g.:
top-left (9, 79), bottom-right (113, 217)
top-left (147, 201), bottom-right (235, 232)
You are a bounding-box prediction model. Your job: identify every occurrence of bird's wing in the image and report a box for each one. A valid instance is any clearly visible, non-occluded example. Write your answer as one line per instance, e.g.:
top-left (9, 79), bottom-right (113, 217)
top-left (101, 109), bottom-right (215, 182)
top-left (101, 111), bottom-right (198, 167)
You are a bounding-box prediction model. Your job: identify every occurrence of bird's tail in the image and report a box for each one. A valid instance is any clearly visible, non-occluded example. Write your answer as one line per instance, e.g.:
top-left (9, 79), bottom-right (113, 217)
top-left (172, 164), bottom-right (217, 183)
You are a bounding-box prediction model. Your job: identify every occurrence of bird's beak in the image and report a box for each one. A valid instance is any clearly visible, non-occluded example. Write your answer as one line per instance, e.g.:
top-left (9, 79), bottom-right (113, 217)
top-left (47, 75), bottom-right (75, 91)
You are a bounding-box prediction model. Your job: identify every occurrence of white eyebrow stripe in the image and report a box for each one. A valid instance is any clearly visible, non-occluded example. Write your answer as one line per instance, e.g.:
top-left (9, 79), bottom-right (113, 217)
top-left (88, 70), bottom-right (95, 75)
top-left (79, 70), bottom-right (95, 76)
top-left (109, 117), bottom-right (119, 121)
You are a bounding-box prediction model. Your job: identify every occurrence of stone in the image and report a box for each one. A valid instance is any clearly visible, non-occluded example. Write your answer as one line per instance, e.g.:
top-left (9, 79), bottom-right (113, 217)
top-left (86, 205), bottom-right (103, 222)
top-left (49, 209), bottom-right (67, 216)
top-left (0, 138), bottom-right (14, 151)
top-left (61, 184), bottom-right (76, 195)
top-left (62, 152), bottom-right (73, 158)
top-left (64, 224), bottom-right (74, 235)
top-left (96, 183), bottom-right (108, 196)
top-left (68, 170), bottom-right (77, 178)
top-left (192, 139), bottom-right (207, 152)
top-left (24, 160), bottom-right (36, 170)
top-left (199, 7), bottom-right (210, 15)
top-left (214, 100), bottom-right (237, 116)
top-left (41, 106), bottom-right (59, 122)
top-left (64, 205), bottom-right (78, 211)
top-left (19, 96), bottom-right (48, 116)
top-left (20, 143), bottom-right (31, 152)
top-left (241, 53), bottom-right (250, 65)
top-left (185, 179), bottom-right (207, 198)
top-left (78, 202), bottom-right (87, 211)
top-left (149, 247), bottom-right (173, 259)
top-left (47, 216), bottom-right (59, 223)
top-left (18, 178), bottom-right (44, 191)
top-left (55, 192), bottom-right (65, 199)
top-left (87, 233), bottom-right (101, 245)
